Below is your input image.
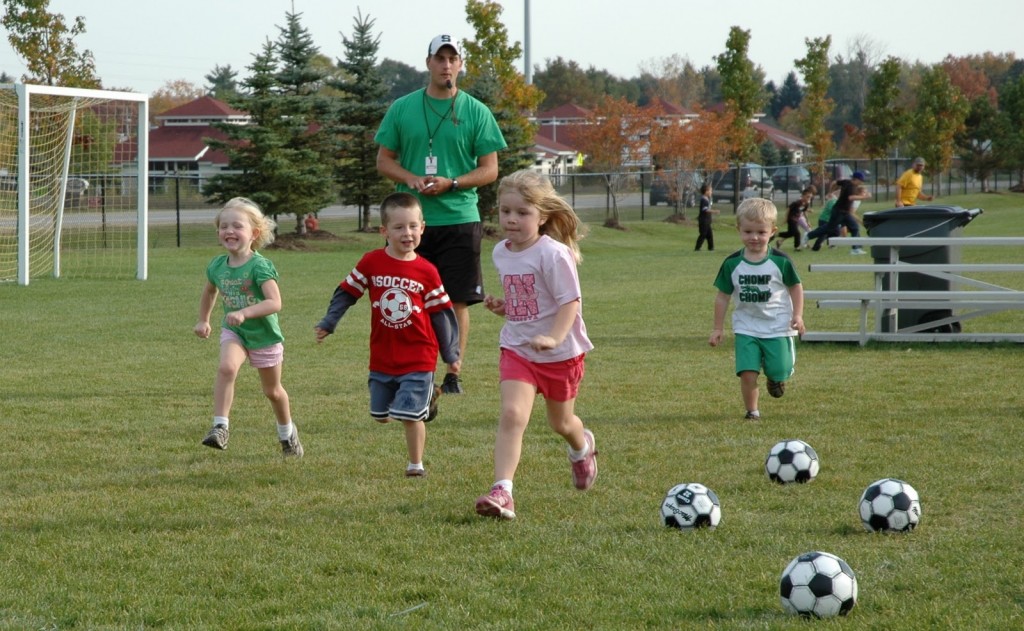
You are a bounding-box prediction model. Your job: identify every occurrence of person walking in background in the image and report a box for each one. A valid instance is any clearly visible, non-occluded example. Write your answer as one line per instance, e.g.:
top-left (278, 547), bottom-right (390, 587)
top-left (375, 33), bottom-right (507, 396)
top-left (809, 179), bottom-right (865, 254)
top-left (709, 198), bottom-right (805, 421)
top-left (474, 170), bottom-right (597, 521)
top-left (194, 197), bottom-right (303, 458)
top-left (895, 157), bottom-right (934, 207)
top-left (314, 193), bottom-right (460, 479)
top-left (694, 182), bottom-right (718, 251)
top-left (774, 186), bottom-right (813, 251)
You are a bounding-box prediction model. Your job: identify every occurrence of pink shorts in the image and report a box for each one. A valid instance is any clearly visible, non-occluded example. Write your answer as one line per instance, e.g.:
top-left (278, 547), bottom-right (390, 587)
top-left (220, 329), bottom-right (284, 369)
top-left (499, 348), bottom-right (585, 402)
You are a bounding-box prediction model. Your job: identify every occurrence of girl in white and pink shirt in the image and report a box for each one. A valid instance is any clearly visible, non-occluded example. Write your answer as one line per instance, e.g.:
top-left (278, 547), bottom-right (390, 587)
top-left (474, 170), bottom-right (597, 521)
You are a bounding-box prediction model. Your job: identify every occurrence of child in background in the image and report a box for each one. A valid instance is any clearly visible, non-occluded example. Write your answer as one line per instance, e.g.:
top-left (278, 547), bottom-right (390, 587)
top-left (194, 197), bottom-right (303, 457)
top-left (694, 182), bottom-right (718, 251)
top-left (475, 170), bottom-right (597, 520)
top-left (709, 198), bottom-right (805, 421)
top-left (774, 186), bottom-right (813, 250)
top-left (315, 192), bottom-right (459, 478)
top-left (803, 181), bottom-right (841, 248)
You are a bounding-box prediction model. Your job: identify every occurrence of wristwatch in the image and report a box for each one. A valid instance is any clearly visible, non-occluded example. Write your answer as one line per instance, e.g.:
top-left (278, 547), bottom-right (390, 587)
top-left (450, 178), bottom-right (460, 192)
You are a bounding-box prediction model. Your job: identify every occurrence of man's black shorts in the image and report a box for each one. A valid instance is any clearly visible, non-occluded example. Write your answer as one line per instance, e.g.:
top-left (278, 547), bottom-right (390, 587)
top-left (417, 222), bottom-right (483, 305)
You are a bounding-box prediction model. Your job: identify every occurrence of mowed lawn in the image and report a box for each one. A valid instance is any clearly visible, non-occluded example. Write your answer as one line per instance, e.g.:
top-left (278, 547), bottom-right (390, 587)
top-left (1, 192), bottom-right (1022, 629)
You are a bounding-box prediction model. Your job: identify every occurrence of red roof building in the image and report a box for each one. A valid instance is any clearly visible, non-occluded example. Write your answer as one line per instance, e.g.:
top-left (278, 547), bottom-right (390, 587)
top-left (148, 96), bottom-right (249, 178)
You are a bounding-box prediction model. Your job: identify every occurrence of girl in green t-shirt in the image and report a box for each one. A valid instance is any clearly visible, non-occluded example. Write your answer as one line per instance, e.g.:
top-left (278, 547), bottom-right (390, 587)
top-left (194, 197), bottom-right (303, 459)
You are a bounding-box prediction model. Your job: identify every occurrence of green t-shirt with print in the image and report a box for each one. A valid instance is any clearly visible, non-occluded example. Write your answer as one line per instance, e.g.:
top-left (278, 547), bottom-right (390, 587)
top-left (374, 88), bottom-right (507, 226)
top-left (206, 252), bottom-right (283, 349)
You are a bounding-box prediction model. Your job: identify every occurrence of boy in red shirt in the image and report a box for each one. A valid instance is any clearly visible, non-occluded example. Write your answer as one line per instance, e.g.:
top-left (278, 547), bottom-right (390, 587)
top-left (315, 192), bottom-right (460, 478)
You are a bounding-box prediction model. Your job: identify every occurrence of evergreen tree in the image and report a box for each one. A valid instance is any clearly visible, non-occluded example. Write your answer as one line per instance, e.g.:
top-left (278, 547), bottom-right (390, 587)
top-left (205, 64), bottom-right (239, 100)
top-left (202, 11), bottom-right (335, 233)
top-left (378, 58), bottom-right (426, 102)
top-left (330, 10), bottom-right (392, 231)
top-left (774, 72), bottom-right (803, 119)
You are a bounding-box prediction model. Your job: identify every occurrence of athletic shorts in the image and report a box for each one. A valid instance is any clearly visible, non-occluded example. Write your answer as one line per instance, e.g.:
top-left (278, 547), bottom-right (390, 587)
top-left (734, 334), bottom-right (795, 382)
top-left (417, 222), bottom-right (483, 305)
top-left (499, 347), bottom-right (586, 402)
top-left (220, 329), bottom-right (283, 369)
top-left (368, 371), bottom-right (434, 422)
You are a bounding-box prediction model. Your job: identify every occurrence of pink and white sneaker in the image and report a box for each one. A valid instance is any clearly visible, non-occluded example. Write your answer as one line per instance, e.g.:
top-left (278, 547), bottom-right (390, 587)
top-left (475, 485), bottom-right (516, 520)
top-left (569, 429), bottom-right (598, 490)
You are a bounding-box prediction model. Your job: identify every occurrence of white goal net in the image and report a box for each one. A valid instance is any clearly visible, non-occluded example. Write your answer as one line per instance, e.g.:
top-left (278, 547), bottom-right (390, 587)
top-left (0, 84), bottom-right (148, 284)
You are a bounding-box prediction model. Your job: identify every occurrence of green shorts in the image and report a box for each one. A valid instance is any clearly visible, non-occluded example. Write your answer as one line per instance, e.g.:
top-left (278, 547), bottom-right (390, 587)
top-left (734, 334), bottom-right (796, 381)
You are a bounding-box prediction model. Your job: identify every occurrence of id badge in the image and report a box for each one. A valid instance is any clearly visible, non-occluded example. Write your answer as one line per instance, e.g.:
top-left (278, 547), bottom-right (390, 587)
top-left (425, 156), bottom-right (438, 175)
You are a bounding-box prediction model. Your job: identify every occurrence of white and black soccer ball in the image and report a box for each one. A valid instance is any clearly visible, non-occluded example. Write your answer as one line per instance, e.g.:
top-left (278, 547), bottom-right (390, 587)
top-left (660, 483), bottom-right (721, 530)
top-left (378, 288), bottom-right (412, 324)
top-left (780, 551), bottom-right (858, 618)
top-left (858, 478), bottom-right (921, 532)
top-left (765, 439), bottom-right (819, 484)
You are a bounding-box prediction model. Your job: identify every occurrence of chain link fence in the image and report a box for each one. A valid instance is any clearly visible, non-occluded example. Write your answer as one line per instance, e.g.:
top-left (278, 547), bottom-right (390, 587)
top-left (144, 160), bottom-right (1021, 247)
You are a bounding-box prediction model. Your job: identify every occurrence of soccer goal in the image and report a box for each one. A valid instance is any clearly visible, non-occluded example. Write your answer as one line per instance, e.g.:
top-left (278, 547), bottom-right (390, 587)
top-left (0, 84), bottom-right (148, 285)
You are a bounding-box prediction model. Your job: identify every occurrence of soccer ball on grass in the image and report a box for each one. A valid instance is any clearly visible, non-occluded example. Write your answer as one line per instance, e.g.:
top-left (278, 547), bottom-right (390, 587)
top-left (858, 478), bottom-right (921, 532)
top-left (779, 551), bottom-right (858, 618)
top-left (660, 482), bottom-right (721, 530)
top-left (764, 439), bottom-right (819, 484)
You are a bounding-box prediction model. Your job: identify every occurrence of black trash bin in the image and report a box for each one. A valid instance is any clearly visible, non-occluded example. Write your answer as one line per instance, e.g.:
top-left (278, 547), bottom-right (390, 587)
top-left (862, 205), bottom-right (982, 332)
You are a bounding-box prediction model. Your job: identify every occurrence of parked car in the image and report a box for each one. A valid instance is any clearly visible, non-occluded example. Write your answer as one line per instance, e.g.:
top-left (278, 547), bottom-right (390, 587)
top-left (649, 176), bottom-right (672, 206)
top-left (709, 163), bottom-right (773, 203)
top-left (771, 165), bottom-right (812, 193)
top-left (807, 162), bottom-right (854, 189)
top-left (649, 171), bottom-right (703, 208)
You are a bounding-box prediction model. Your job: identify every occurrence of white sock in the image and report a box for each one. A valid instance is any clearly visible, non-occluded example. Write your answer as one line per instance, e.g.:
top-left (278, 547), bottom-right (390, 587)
top-left (494, 479), bottom-right (513, 494)
top-left (568, 441), bottom-right (590, 462)
top-left (277, 421), bottom-right (294, 441)
top-left (407, 462), bottom-right (424, 472)
top-left (213, 416), bottom-right (229, 428)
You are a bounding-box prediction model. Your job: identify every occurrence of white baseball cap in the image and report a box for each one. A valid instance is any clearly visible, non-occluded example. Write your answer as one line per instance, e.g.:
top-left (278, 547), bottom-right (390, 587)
top-left (428, 34), bottom-right (462, 56)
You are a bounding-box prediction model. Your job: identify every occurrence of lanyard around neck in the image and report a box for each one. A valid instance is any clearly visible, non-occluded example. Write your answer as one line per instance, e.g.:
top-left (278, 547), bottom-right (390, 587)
top-left (422, 90), bottom-right (457, 155)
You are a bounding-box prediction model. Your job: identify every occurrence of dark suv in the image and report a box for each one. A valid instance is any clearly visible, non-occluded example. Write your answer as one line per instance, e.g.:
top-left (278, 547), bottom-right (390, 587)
top-left (771, 165), bottom-right (811, 193)
top-left (710, 163), bottom-right (773, 203)
top-left (649, 171), bottom-right (703, 207)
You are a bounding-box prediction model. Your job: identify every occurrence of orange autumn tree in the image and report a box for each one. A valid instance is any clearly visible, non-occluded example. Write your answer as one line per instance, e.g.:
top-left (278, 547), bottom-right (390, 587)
top-left (648, 108), bottom-right (733, 218)
top-left (572, 95), bottom-right (650, 228)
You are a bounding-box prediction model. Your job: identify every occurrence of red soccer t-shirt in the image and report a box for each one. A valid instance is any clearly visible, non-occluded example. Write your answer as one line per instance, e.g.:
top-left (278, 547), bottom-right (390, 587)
top-left (340, 249), bottom-right (452, 375)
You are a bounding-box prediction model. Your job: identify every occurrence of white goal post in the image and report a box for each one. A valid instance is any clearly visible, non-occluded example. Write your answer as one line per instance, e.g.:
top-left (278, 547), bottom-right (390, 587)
top-left (0, 84), bottom-right (148, 285)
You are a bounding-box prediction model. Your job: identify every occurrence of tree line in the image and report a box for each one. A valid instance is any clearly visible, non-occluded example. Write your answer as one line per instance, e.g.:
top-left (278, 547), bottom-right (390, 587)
top-left (3, 0), bottom-right (1022, 232)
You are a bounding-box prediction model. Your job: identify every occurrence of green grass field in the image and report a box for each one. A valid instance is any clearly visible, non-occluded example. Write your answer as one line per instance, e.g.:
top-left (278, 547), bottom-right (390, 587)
top-left (2, 192), bottom-right (1023, 629)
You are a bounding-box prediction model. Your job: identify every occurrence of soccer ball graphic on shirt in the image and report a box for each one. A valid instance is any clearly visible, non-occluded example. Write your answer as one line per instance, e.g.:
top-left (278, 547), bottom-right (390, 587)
top-left (376, 288), bottom-right (414, 324)
top-left (858, 478), bottom-right (921, 532)
top-left (764, 439), bottom-right (820, 484)
top-left (660, 482), bottom-right (721, 530)
top-left (779, 551), bottom-right (858, 618)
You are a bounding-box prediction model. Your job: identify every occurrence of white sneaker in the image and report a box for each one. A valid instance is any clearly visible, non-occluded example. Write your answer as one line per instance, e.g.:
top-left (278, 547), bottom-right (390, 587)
top-left (851, 247), bottom-right (867, 255)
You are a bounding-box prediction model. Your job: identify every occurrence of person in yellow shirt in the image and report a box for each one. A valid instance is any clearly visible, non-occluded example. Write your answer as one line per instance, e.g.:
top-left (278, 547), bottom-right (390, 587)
top-left (895, 157), bottom-right (935, 207)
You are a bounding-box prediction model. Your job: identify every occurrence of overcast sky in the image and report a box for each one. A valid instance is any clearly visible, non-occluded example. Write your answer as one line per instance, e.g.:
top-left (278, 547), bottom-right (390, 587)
top-left (1, 0), bottom-right (1021, 96)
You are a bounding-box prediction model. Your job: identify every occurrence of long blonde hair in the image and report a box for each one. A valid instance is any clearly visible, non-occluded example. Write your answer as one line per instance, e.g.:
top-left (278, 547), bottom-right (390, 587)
top-left (497, 169), bottom-right (586, 263)
top-left (216, 197), bottom-right (276, 250)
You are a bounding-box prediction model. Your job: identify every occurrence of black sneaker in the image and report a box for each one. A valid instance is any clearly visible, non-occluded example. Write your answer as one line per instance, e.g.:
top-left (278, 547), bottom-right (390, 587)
top-left (425, 385), bottom-right (442, 422)
top-left (440, 372), bottom-right (464, 395)
top-left (767, 380), bottom-right (786, 398)
top-left (744, 411), bottom-right (761, 421)
top-left (202, 424), bottom-right (229, 450)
